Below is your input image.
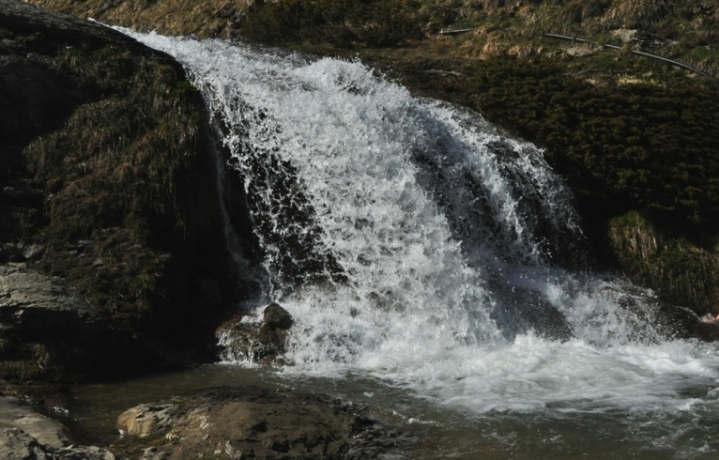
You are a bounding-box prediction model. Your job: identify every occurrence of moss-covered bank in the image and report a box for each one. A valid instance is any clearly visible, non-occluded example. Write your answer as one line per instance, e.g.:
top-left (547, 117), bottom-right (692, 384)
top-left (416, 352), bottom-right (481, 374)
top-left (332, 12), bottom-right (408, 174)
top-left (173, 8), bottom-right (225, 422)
top-left (25, 0), bottom-right (719, 317)
top-left (1, 0), bottom-right (239, 382)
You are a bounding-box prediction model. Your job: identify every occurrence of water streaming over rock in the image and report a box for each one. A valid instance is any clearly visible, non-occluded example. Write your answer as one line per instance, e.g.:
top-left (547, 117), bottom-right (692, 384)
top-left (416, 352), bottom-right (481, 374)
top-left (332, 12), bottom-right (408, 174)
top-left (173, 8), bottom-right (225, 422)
top-left (120, 31), bottom-right (719, 431)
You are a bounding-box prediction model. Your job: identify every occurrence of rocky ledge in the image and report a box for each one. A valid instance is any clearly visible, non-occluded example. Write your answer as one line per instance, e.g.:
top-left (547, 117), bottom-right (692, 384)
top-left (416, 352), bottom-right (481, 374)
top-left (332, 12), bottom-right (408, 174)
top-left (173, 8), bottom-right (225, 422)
top-left (0, 263), bottom-right (166, 382)
top-left (0, 395), bottom-right (118, 460)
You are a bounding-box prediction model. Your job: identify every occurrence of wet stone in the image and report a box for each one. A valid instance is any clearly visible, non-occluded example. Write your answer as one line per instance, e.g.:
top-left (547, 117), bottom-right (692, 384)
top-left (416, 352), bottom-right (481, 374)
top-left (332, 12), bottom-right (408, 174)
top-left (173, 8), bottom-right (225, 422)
top-left (216, 303), bottom-right (294, 365)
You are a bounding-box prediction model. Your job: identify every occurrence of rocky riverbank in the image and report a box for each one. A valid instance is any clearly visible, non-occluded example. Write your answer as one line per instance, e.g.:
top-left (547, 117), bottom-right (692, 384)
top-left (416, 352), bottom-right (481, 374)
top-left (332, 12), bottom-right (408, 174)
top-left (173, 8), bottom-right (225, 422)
top-left (0, 393), bottom-right (118, 459)
top-left (2, 378), bottom-right (406, 460)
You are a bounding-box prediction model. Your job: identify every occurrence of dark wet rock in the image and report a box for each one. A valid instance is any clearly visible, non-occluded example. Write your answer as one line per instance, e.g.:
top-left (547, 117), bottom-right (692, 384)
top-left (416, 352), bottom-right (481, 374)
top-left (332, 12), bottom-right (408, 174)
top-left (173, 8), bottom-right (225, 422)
top-left (654, 303), bottom-right (704, 340)
top-left (262, 302), bottom-right (294, 330)
top-left (490, 285), bottom-right (574, 342)
top-left (113, 386), bottom-right (402, 460)
top-left (690, 322), bottom-right (719, 342)
top-left (216, 304), bottom-right (294, 365)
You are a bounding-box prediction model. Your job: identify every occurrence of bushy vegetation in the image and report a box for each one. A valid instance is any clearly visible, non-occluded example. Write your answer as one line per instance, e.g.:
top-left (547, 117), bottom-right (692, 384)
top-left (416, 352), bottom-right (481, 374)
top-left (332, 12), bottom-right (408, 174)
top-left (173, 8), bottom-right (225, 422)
top-left (475, 60), bottom-right (719, 227)
top-left (240, 0), bottom-right (425, 48)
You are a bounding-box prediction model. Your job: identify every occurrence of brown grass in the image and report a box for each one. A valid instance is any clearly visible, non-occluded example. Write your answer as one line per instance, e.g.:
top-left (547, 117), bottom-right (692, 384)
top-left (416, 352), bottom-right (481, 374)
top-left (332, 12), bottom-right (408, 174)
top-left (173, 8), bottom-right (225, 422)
top-left (609, 211), bottom-right (719, 315)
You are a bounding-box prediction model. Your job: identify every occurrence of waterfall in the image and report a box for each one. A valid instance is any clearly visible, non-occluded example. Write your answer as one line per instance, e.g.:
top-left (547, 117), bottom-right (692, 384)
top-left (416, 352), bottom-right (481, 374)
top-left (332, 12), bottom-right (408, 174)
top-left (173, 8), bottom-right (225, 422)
top-left (120, 30), bottom-right (719, 416)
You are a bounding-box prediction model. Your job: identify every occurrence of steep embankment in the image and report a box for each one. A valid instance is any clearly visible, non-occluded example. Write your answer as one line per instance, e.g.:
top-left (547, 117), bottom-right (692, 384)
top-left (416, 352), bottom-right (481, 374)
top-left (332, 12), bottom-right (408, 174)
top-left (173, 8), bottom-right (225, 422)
top-left (24, 0), bottom-right (719, 317)
top-left (0, 0), bottom-right (244, 383)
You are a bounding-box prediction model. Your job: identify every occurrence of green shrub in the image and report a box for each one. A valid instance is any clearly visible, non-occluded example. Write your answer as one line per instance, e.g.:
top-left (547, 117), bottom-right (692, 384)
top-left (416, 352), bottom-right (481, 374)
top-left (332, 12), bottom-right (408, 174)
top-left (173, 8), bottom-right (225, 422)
top-left (240, 0), bottom-right (426, 48)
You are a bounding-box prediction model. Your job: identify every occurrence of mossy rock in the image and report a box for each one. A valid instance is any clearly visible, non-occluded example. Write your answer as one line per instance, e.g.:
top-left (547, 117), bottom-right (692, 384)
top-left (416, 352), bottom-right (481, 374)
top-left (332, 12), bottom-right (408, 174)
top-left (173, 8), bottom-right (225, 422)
top-left (1, 0), bottom-right (237, 382)
top-left (609, 210), bottom-right (719, 315)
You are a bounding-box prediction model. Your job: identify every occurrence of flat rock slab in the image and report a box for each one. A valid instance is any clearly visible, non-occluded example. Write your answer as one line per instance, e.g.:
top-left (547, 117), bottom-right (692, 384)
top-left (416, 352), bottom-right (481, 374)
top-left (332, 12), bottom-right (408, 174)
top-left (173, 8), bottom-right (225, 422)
top-left (0, 396), bottom-right (68, 448)
top-left (115, 386), bottom-right (405, 460)
top-left (0, 396), bottom-right (120, 459)
top-left (0, 263), bottom-right (96, 331)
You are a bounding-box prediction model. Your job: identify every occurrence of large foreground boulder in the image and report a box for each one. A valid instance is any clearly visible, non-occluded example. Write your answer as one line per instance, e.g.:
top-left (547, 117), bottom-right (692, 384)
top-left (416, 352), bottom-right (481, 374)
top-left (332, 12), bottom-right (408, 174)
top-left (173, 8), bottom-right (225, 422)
top-left (114, 386), bottom-right (402, 460)
top-left (0, 0), bottom-right (245, 382)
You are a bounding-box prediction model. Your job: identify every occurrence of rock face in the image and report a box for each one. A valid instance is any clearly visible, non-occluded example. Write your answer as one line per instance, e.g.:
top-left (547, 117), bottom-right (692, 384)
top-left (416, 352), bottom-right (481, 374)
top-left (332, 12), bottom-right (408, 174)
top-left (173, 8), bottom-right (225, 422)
top-left (0, 427), bottom-right (120, 460)
top-left (0, 263), bottom-right (165, 381)
top-left (0, 396), bottom-right (69, 449)
top-left (216, 304), bottom-right (294, 365)
top-left (113, 387), bottom-right (402, 460)
top-left (0, 0), bottom-right (251, 382)
top-left (0, 264), bottom-right (96, 329)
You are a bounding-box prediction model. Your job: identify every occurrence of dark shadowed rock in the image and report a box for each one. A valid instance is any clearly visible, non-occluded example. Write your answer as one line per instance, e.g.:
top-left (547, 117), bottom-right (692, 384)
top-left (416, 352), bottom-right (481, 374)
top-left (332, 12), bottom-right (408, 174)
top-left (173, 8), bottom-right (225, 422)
top-left (490, 284), bottom-right (574, 342)
top-left (262, 302), bottom-right (294, 330)
top-left (0, 263), bottom-right (166, 381)
top-left (690, 322), bottom-right (719, 342)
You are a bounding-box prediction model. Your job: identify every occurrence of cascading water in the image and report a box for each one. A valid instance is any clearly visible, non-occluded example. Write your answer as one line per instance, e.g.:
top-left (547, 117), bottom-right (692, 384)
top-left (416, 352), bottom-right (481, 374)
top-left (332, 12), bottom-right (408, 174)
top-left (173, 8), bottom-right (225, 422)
top-left (119, 29), bottom-right (719, 458)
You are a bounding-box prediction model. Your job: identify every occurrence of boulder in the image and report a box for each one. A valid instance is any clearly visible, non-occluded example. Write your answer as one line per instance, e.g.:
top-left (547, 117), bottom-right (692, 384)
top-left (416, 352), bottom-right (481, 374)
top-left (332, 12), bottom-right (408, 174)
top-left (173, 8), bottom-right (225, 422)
top-left (262, 303), bottom-right (294, 330)
top-left (216, 304), bottom-right (294, 365)
top-left (690, 322), bottom-right (719, 342)
top-left (113, 387), bottom-right (401, 460)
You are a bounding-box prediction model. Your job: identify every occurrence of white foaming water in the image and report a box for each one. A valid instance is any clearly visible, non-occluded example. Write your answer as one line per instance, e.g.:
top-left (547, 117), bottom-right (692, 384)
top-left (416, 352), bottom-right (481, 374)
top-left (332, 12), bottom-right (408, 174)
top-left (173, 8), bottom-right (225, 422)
top-left (121, 30), bottom-right (719, 420)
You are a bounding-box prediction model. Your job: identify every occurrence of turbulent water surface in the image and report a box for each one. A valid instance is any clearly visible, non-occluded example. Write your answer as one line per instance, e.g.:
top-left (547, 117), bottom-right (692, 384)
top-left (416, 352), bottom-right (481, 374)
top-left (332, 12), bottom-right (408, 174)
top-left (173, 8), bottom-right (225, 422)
top-left (120, 29), bottom-right (719, 458)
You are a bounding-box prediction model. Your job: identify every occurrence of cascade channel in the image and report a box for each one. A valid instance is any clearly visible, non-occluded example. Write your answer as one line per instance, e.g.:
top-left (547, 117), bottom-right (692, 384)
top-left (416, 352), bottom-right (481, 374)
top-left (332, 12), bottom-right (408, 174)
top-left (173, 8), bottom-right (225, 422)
top-left (119, 29), bottom-right (719, 459)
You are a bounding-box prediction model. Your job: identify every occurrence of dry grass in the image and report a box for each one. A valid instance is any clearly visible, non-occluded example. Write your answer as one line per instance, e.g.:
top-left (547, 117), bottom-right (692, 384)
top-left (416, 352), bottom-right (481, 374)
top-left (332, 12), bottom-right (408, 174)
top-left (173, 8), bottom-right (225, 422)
top-left (609, 211), bottom-right (719, 315)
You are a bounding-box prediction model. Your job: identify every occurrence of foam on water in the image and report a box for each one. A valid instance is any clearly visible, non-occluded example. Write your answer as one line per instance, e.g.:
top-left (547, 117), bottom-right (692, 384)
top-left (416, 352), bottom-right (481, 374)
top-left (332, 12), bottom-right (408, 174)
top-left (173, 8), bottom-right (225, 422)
top-left (121, 30), bottom-right (719, 418)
